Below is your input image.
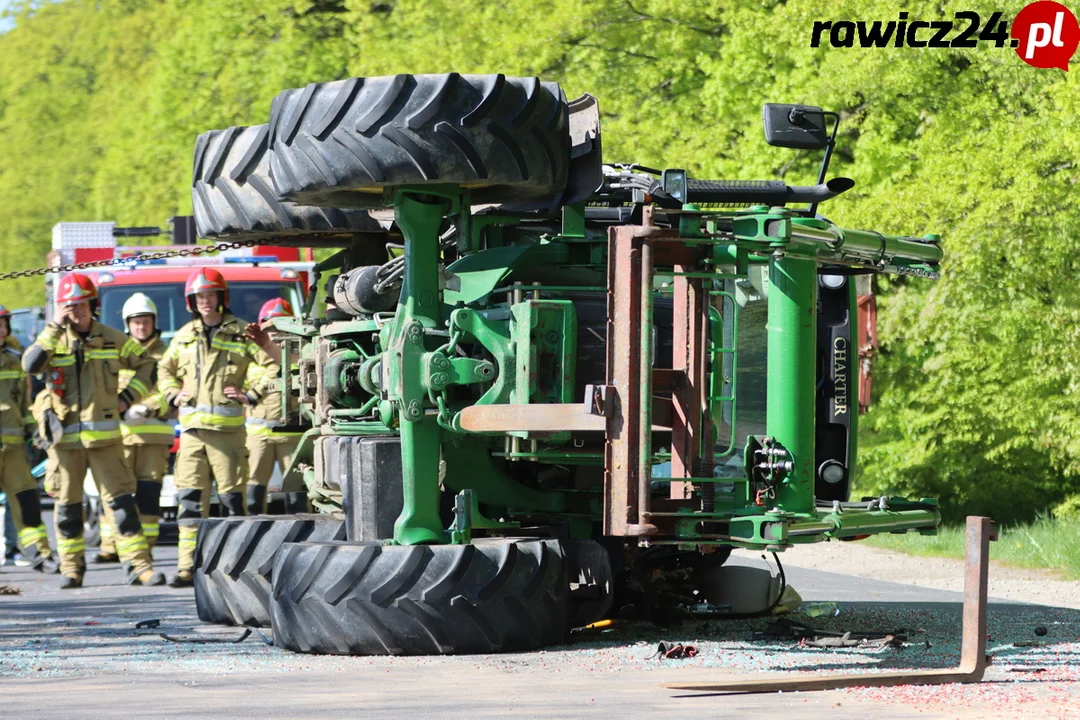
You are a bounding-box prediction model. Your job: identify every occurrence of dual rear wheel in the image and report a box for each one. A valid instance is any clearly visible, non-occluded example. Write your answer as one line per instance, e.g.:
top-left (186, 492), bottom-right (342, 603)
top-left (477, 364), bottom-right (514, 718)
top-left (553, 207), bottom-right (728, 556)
top-left (194, 516), bottom-right (574, 655)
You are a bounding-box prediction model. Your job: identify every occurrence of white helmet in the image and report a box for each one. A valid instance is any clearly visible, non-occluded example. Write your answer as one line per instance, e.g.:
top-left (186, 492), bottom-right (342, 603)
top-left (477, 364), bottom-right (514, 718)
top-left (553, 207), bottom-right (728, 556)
top-left (122, 293), bottom-right (158, 322)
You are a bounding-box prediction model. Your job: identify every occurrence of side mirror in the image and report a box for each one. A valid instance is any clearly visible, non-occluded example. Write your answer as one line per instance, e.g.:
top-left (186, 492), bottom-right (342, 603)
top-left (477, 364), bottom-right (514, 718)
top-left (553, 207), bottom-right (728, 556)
top-left (762, 104), bottom-right (830, 150)
top-left (661, 169), bottom-right (687, 203)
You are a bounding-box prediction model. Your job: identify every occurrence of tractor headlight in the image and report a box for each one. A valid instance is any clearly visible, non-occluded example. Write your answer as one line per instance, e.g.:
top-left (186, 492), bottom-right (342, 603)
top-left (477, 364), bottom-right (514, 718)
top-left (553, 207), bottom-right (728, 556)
top-left (818, 459), bottom-right (846, 484)
top-left (820, 274), bottom-right (845, 289)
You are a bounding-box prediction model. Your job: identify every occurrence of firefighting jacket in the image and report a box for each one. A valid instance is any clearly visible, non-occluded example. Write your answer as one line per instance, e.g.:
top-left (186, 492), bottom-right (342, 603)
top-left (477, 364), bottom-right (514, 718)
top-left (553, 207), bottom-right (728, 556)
top-left (243, 362), bottom-right (302, 440)
top-left (0, 337), bottom-right (33, 449)
top-left (23, 320), bottom-right (156, 448)
top-left (120, 334), bottom-right (174, 446)
top-left (155, 314), bottom-right (274, 433)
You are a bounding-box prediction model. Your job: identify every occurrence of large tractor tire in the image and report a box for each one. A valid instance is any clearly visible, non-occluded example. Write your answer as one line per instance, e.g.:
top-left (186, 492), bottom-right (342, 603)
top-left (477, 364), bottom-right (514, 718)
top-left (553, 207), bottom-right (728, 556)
top-left (564, 539), bottom-right (614, 628)
top-left (266, 73), bottom-right (570, 208)
top-left (270, 538), bottom-right (568, 656)
top-left (194, 514), bottom-right (346, 627)
top-left (191, 124), bottom-right (380, 240)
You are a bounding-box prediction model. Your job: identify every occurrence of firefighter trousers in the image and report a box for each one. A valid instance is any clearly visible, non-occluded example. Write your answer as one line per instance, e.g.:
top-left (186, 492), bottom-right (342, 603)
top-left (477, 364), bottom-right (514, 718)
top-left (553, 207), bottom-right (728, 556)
top-left (174, 428), bottom-right (249, 572)
top-left (245, 434), bottom-right (301, 514)
top-left (100, 444), bottom-right (170, 554)
top-left (46, 444), bottom-right (153, 578)
top-left (0, 447), bottom-right (52, 560)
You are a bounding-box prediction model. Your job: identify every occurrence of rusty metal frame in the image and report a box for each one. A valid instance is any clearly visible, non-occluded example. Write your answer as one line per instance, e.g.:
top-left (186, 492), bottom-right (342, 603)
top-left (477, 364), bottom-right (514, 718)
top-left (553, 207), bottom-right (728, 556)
top-left (669, 254), bottom-right (709, 500)
top-left (604, 225), bottom-right (654, 536)
top-left (662, 516), bottom-right (998, 693)
top-left (604, 221), bottom-right (710, 537)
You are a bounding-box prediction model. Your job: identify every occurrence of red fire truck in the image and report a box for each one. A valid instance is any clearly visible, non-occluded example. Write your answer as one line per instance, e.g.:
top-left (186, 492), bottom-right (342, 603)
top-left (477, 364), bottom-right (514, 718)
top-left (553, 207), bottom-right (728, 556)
top-left (45, 219), bottom-right (313, 336)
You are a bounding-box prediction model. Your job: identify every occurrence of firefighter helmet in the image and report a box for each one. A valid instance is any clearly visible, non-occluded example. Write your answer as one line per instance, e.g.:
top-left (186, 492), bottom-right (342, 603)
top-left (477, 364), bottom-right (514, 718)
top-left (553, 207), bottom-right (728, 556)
top-left (56, 273), bottom-right (99, 308)
top-left (184, 268), bottom-right (229, 312)
top-left (258, 298), bottom-right (294, 323)
top-left (122, 293), bottom-right (158, 321)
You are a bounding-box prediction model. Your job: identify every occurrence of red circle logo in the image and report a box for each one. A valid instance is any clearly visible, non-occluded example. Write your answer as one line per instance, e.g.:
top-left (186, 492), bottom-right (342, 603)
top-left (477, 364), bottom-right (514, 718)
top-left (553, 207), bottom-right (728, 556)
top-left (1011, 1), bottom-right (1080, 70)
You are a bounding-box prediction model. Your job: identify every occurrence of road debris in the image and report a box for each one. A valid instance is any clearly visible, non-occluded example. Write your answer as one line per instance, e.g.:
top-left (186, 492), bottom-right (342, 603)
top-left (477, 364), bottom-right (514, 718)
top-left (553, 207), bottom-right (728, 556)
top-left (160, 629), bottom-right (252, 644)
top-left (754, 617), bottom-right (912, 645)
top-left (802, 601), bottom-right (842, 617)
top-left (800, 633), bottom-right (906, 649)
top-left (650, 642), bottom-right (699, 660)
top-left (664, 517), bottom-right (999, 694)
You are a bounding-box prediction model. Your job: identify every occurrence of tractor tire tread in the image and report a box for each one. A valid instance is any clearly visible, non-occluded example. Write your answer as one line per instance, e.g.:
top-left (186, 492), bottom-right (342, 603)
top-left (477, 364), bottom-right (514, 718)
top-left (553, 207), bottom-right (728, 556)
top-left (194, 514), bottom-right (346, 627)
top-left (191, 123), bottom-right (379, 240)
top-left (270, 538), bottom-right (568, 656)
top-left (266, 73), bottom-right (570, 207)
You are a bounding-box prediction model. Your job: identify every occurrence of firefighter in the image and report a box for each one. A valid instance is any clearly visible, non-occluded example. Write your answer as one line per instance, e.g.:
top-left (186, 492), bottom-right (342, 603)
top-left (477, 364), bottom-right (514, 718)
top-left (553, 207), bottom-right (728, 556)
top-left (240, 299), bottom-right (306, 515)
top-left (0, 305), bottom-right (58, 573)
top-left (23, 274), bottom-right (164, 588)
top-left (96, 293), bottom-right (173, 562)
top-left (155, 269), bottom-right (280, 588)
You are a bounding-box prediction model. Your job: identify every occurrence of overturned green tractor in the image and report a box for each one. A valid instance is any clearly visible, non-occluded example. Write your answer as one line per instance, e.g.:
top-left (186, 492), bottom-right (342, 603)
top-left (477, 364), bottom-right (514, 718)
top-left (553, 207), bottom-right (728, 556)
top-left (189, 74), bottom-right (943, 655)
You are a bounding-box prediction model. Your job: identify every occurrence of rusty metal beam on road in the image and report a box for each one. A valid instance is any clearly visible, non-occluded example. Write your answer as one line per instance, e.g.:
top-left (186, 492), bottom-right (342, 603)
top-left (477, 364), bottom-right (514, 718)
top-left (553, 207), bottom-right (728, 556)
top-left (663, 516), bottom-right (998, 693)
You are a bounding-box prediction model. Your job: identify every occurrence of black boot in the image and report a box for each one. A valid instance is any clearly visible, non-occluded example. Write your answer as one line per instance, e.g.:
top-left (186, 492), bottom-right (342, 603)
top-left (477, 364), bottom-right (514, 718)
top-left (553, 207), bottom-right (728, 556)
top-left (246, 484), bottom-right (267, 516)
top-left (285, 492), bottom-right (309, 514)
top-left (219, 492), bottom-right (245, 517)
top-left (59, 574), bottom-right (83, 590)
top-left (169, 570), bottom-right (194, 588)
top-left (128, 569), bottom-right (166, 586)
top-left (31, 552), bottom-right (60, 574)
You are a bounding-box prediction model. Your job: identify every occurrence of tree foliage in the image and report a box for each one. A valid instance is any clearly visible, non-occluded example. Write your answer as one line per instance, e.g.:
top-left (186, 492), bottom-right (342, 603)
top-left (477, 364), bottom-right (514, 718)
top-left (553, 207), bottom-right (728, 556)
top-left (0, 0), bottom-right (1075, 521)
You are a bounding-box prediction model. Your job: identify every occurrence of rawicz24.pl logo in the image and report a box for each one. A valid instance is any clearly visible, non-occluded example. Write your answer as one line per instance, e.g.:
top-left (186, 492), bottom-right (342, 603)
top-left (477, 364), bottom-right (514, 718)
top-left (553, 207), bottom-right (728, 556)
top-left (810, 1), bottom-right (1080, 70)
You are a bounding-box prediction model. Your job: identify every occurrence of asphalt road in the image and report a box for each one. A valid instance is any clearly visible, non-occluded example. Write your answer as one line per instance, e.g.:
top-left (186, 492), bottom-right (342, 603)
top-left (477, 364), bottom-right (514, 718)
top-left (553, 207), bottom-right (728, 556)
top-left (1, 521), bottom-right (1078, 719)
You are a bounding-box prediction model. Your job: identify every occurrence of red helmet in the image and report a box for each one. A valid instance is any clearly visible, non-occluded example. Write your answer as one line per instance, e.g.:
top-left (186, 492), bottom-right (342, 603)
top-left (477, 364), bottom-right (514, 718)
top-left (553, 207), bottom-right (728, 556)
top-left (259, 298), bottom-right (294, 322)
top-left (0, 305), bottom-right (9, 320)
top-left (56, 273), bottom-right (99, 307)
top-left (185, 268), bottom-right (229, 312)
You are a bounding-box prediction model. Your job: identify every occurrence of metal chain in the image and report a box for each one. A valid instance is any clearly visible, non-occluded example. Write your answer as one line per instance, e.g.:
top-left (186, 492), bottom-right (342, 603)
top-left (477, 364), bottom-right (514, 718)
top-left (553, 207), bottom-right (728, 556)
top-left (435, 394), bottom-right (456, 432)
top-left (0, 237), bottom-right (287, 281)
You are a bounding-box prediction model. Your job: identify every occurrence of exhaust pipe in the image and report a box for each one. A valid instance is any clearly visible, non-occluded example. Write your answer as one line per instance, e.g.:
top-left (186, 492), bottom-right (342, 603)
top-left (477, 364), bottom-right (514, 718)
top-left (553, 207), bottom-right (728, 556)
top-left (685, 176), bottom-right (855, 206)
